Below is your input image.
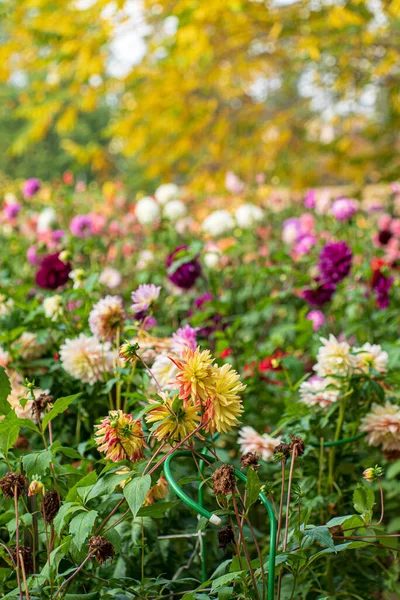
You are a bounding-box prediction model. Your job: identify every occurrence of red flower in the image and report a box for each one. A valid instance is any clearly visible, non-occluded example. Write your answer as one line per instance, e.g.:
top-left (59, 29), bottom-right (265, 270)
top-left (35, 253), bottom-right (71, 290)
top-left (259, 350), bottom-right (287, 372)
top-left (220, 348), bottom-right (232, 359)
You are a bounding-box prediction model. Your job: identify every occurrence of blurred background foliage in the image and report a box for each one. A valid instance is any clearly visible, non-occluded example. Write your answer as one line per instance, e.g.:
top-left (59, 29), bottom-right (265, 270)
top-left (0, 0), bottom-right (399, 190)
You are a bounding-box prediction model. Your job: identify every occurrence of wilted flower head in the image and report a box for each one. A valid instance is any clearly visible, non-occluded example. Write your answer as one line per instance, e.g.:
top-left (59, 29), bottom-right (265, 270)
top-left (89, 296), bottom-right (125, 342)
top-left (60, 334), bottom-right (114, 384)
top-left (89, 536), bottom-right (115, 564)
top-left (299, 377), bottom-right (340, 409)
top-left (213, 464), bottom-right (236, 495)
top-left (360, 401), bottom-right (400, 452)
top-left (41, 489), bottom-right (60, 523)
top-left (0, 472), bottom-right (27, 498)
top-left (35, 253), bottom-right (71, 290)
top-left (167, 245), bottom-right (201, 289)
top-left (203, 363), bottom-right (245, 434)
top-left (131, 284), bottom-right (161, 314)
top-left (318, 241), bottom-right (353, 285)
top-left (353, 343), bottom-right (388, 374)
top-left (69, 214), bottom-right (95, 238)
top-left (43, 295), bottom-right (63, 321)
top-left (363, 465), bottom-right (384, 482)
top-left (94, 410), bottom-right (145, 462)
top-left (146, 394), bottom-right (200, 441)
top-left (23, 178), bottom-right (40, 199)
top-left (238, 426), bottom-right (281, 461)
top-left (314, 335), bottom-right (356, 378)
top-left (99, 267), bottom-right (122, 289)
top-left (171, 346), bottom-right (215, 404)
top-left (170, 324), bottom-right (197, 356)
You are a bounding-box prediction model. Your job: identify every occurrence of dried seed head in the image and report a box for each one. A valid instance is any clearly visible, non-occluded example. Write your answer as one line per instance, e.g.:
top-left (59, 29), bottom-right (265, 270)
top-left (217, 525), bottom-right (235, 551)
top-left (11, 546), bottom-right (33, 574)
top-left (289, 434), bottom-right (305, 457)
top-left (40, 489), bottom-right (60, 523)
top-left (212, 464), bottom-right (236, 495)
top-left (240, 452), bottom-right (259, 471)
top-left (31, 394), bottom-right (53, 418)
top-left (0, 473), bottom-right (27, 499)
top-left (89, 535), bottom-right (115, 564)
top-left (273, 442), bottom-right (291, 461)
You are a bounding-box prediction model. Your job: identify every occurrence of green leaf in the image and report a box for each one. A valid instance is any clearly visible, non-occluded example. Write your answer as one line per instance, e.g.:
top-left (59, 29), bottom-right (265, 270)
top-left (353, 485), bottom-right (375, 518)
top-left (138, 500), bottom-right (180, 518)
top-left (211, 571), bottom-right (243, 589)
top-left (65, 471), bottom-right (98, 503)
top-left (50, 441), bottom-right (81, 459)
top-left (86, 472), bottom-right (130, 502)
top-left (0, 411), bottom-right (20, 457)
top-left (245, 467), bottom-right (261, 510)
top-left (0, 367), bottom-right (11, 415)
top-left (69, 510), bottom-right (98, 551)
top-left (42, 393), bottom-right (81, 430)
top-left (123, 474), bottom-right (151, 518)
top-left (22, 450), bottom-right (52, 478)
top-left (303, 526), bottom-right (335, 550)
top-left (53, 503), bottom-right (85, 535)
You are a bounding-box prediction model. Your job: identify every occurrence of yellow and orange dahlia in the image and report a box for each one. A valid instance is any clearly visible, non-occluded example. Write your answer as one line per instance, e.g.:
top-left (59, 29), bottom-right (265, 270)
top-left (95, 410), bottom-right (145, 462)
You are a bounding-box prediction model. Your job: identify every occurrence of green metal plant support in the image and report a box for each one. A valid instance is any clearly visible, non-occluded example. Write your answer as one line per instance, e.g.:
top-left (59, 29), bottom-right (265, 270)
top-left (164, 450), bottom-right (277, 600)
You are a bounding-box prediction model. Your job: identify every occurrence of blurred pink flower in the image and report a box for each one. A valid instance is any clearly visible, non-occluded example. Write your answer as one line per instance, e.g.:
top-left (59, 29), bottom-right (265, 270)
top-left (225, 171), bottom-right (245, 195)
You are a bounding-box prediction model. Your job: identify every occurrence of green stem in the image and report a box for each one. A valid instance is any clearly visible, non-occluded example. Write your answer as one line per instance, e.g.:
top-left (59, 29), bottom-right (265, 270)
top-left (328, 396), bottom-right (347, 492)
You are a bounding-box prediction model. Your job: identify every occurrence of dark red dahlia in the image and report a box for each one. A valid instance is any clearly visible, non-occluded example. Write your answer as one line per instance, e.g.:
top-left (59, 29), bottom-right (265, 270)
top-left (318, 241), bottom-right (352, 285)
top-left (35, 253), bottom-right (71, 290)
top-left (301, 278), bottom-right (336, 307)
top-left (166, 245), bottom-right (201, 289)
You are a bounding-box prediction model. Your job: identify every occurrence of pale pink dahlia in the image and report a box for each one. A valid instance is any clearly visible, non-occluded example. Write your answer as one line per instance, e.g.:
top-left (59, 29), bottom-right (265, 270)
top-left (60, 334), bottom-right (114, 384)
top-left (299, 377), bottom-right (340, 409)
top-left (89, 296), bottom-right (125, 342)
top-left (94, 410), bottom-right (144, 462)
top-left (131, 284), bottom-right (161, 314)
top-left (238, 426), bottom-right (281, 461)
top-left (360, 402), bottom-right (400, 452)
top-left (170, 324), bottom-right (197, 356)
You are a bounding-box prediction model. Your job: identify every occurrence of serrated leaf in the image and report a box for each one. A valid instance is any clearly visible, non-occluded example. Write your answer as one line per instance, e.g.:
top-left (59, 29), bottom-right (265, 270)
top-left (303, 526), bottom-right (335, 550)
top-left (353, 485), bottom-right (375, 517)
top-left (42, 393), bottom-right (81, 430)
top-left (22, 449), bottom-right (52, 478)
top-left (211, 571), bottom-right (243, 589)
top-left (137, 500), bottom-right (180, 518)
top-left (53, 503), bottom-right (85, 535)
top-left (123, 474), bottom-right (151, 518)
top-left (69, 510), bottom-right (98, 550)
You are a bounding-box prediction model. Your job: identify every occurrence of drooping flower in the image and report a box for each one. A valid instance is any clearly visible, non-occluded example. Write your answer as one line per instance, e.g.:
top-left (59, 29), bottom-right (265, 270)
top-left (330, 198), bottom-right (358, 222)
top-left (353, 343), bottom-right (388, 375)
top-left (28, 476), bottom-right (45, 497)
top-left (301, 278), bottom-right (336, 307)
top-left (360, 402), bottom-right (400, 452)
top-left (318, 241), bottom-right (353, 285)
top-left (69, 214), bottom-right (95, 238)
top-left (299, 377), bottom-right (340, 409)
top-left (146, 394), bottom-right (201, 441)
top-left (99, 267), bottom-right (122, 289)
top-left (35, 253), bottom-right (71, 290)
top-left (171, 346), bottom-right (215, 404)
top-left (306, 310), bottom-right (325, 331)
top-left (131, 284), bottom-right (161, 314)
top-left (170, 324), bottom-right (197, 356)
top-left (60, 334), bottom-right (114, 384)
top-left (22, 178), bottom-right (40, 199)
top-left (89, 296), bottom-right (125, 342)
top-left (150, 354), bottom-right (179, 391)
top-left (238, 426), bottom-right (281, 461)
top-left (95, 410), bottom-right (145, 462)
top-left (43, 295), bottom-right (63, 321)
top-left (203, 363), bottom-right (246, 434)
top-left (314, 335), bottom-right (357, 378)
top-left (363, 465), bottom-right (384, 482)
top-left (167, 245), bottom-right (201, 289)
top-left (144, 476), bottom-right (169, 506)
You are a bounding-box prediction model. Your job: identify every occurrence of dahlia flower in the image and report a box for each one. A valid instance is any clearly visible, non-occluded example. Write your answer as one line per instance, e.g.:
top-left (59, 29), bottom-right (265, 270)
top-left (95, 410), bottom-right (144, 462)
top-left (306, 310), bottom-right (325, 331)
top-left (135, 196), bottom-right (160, 226)
top-left (238, 426), bottom-right (281, 461)
top-left (15, 332), bottom-right (48, 361)
top-left (225, 171), bottom-right (245, 194)
top-left (318, 241), bottom-right (353, 285)
top-left (146, 394), bottom-right (201, 441)
top-left (330, 198), bottom-right (359, 222)
top-left (89, 296), bottom-right (125, 342)
top-left (0, 346), bottom-right (10, 368)
top-left (70, 214), bottom-right (95, 238)
top-left (43, 295), bottom-right (63, 321)
top-left (167, 245), bottom-right (201, 289)
top-left (171, 347), bottom-right (216, 404)
top-left (301, 278), bottom-right (336, 307)
top-left (299, 377), bottom-right (340, 409)
top-left (23, 178), bottom-right (40, 198)
top-left (204, 363), bottom-right (246, 434)
top-left (353, 343), bottom-right (388, 374)
top-left (155, 183), bottom-right (180, 205)
top-left (131, 284), bottom-right (161, 314)
top-left (0, 294), bottom-right (14, 317)
top-left (35, 253), bottom-right (71, 290)
top-left (360, 402), bottom-right (400, 452)
top-left (373, 272), bottom-right (393, 310)
top-left (314, 335), bottom-right (357, 378)
top-left (60, 334), bottom-right (114, 384)
top-left (144, 476), bottom-right (168, 506)
top-left (69, 268), bottom-right (86, 289)
top-left (99, 267), bottom-right (122, 289)
top-left (202, 210), bottom-right (235, 237)
top-left (235, 204), bottom-right (264, 228)
top-left (163, 200), bottom-right (187, 221)
top-left (150, 355), bottom-right (179, 391)
top-left (37, 207), bottom-right (57, 232)
top-left (170, 324), bottom-right (197, 356)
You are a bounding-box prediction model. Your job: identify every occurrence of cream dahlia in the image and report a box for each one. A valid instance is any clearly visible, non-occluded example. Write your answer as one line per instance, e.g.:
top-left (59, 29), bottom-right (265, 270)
top-left (360, 402), bottom-right (400, 452)
top-left (89, 295), bottom-right (125, 342)
top-left (353, 343), bottom-right (388, 375)
top-left (314, 335), bottom-right (357, 378)
top-left (299, 377), bottom-right (340, 409)
top-left (238, 426), bottom-right (281, 461)
top-left (60, 334), bottom-right (114, 384)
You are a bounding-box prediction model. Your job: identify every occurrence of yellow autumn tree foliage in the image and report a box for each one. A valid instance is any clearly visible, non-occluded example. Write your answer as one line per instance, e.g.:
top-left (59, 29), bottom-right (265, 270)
top-left (0, 0), bottom-right (399, 187)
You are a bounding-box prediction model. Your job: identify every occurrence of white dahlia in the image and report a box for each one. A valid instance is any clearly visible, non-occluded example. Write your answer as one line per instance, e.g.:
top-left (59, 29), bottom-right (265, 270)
top-left (155, 183), bottom-right (180, 205)
top-left (235, 204), bottom-right (264, 228)
top-left (43, 295), bottom-right (63, 321)
top-left (89, 296), bottom-right (125, 342)
top-left (353, 343), bottom-right (388, 375)
top-left (150, 354), bottom-right (179, 391)
top-left (60, 334), bottom-right (114, 384)
top-left (202, 210), bottom-right (235, 237)
top-left (135, 196), bottom-right (160, 226)
top-left (314, 335), bottom-right (357, 378)
top-left (99, 267), bottom-right (122, 289)
top-left (299, 377), bottom-right (340, 409)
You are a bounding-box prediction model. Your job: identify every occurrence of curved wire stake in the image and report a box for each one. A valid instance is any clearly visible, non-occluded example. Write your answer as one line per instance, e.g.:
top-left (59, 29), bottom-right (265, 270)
top-left (164, 450), bottom-right (277, 600)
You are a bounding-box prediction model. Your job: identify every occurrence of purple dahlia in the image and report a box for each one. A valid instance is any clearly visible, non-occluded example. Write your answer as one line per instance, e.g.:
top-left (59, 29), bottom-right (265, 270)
top-left (373, 273), bottom-right (393, 310)
top-left (301, 278), bottom-right (336, 307)
top-left (167, 245), bottom-right (201, 289)
top-left (318, 241), bottom-right (352, 285)
top-left (35, 253), bottom-right (71, 290)
top-left (23, 178), bottom-right (41, 199)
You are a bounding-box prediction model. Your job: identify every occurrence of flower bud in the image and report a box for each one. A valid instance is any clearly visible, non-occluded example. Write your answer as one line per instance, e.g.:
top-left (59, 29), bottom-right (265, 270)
top-left (28, 476), bottom-right (45, 497)
top-left (59, 250), bottom-right (71, 263)
top-left (363, 465), bottom-right (384, 482)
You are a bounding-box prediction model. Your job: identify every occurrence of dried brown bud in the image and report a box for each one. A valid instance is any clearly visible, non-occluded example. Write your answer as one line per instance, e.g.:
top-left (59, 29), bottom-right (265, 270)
top-left (218, 525), bottom-right (235, 551)
top-left (273, 442), bottom-right (291, 460)
top-left (40, 490), bottom-right (60, 523)
top-left (89, 535), bottom-right (115, 564)
top-left (289, 435), bottom-right (305, 457)
top-left (213, 464), bottom-right (236, 495)
top-left (11, 546), bottom-right (33, 574)
top-left (31, 394), bottom-right (53, 419)
top-left (240, 452), bottom-right (259, 471)
top-left (0, 473), bottom-right (27, 499)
